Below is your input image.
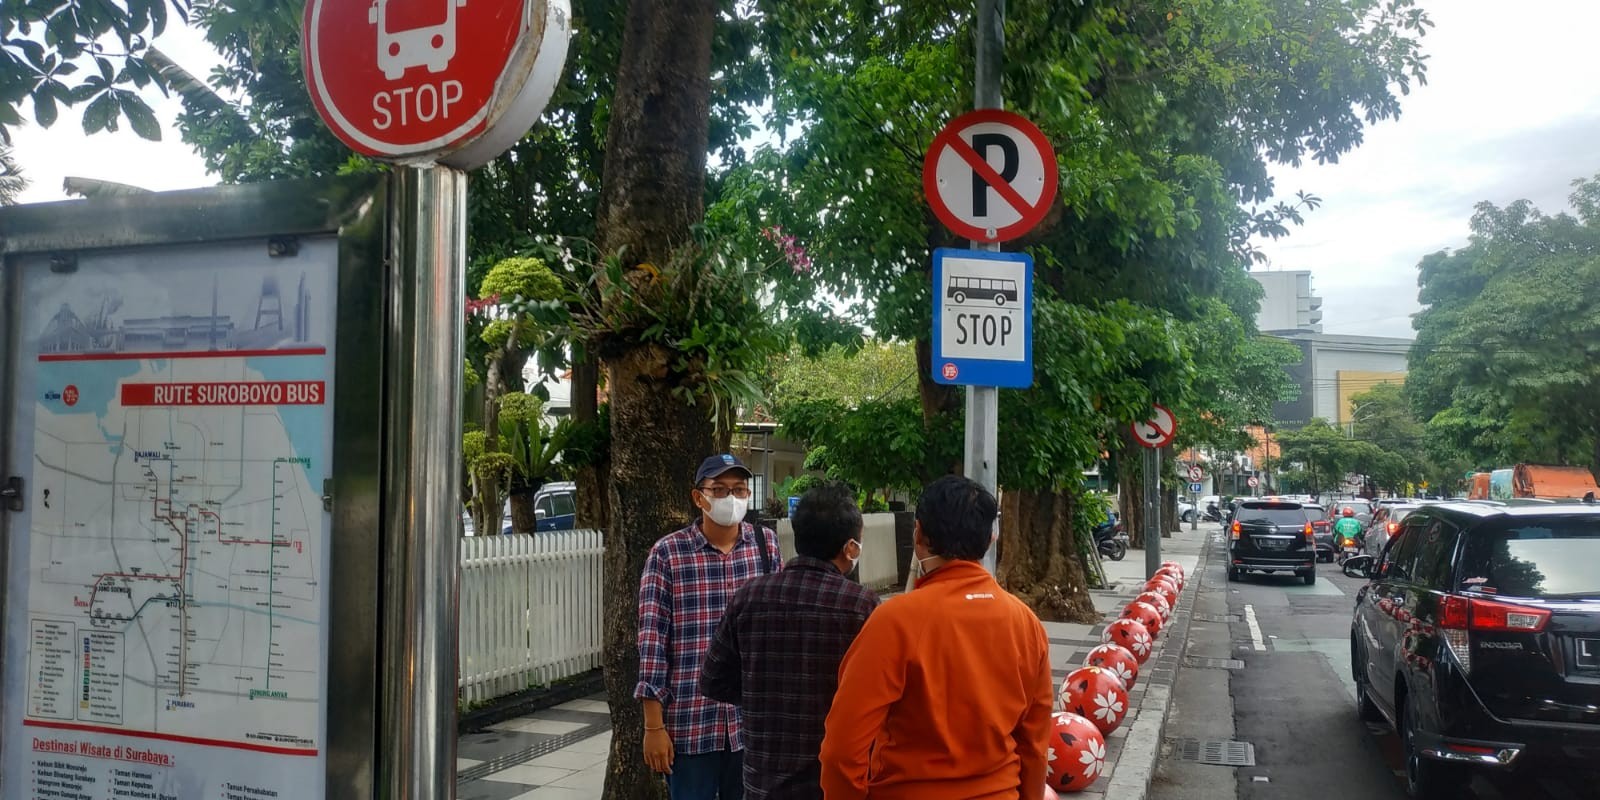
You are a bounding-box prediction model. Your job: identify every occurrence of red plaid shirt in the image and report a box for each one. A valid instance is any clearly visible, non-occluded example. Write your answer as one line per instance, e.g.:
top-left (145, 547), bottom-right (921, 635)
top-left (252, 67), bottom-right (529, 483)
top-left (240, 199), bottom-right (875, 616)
top-left (635, 519), bottom-right (781, 755)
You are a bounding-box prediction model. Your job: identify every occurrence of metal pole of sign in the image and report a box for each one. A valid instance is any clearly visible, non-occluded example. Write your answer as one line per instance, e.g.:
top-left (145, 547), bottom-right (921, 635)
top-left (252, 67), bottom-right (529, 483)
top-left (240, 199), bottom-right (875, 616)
top-left (973, 0), bottom-right (1004, 575)
top-left (1144, 447), bottom-right (1162, 579)
top-left (380, 164), bottom-right (465, 798)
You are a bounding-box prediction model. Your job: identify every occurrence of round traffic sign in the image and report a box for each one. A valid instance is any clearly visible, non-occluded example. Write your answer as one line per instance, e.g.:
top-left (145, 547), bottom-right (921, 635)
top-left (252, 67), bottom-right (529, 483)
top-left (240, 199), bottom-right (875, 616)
top-left (1131, 404), bottom-right (1177, 449)
top-left (923, 109), bottom-right (1058, 243)
top-left (304, 0), bottom-right (570, 169)
top-left (1247, 476), bottom-right (1260, 488)
top-left (1187, 465), bottom-right (1203, 482)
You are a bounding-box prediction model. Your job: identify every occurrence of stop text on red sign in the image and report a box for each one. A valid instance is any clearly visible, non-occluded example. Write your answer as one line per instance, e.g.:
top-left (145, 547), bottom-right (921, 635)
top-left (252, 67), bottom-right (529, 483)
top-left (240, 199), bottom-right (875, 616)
top-left (120, 382), bottom-right (326, 406)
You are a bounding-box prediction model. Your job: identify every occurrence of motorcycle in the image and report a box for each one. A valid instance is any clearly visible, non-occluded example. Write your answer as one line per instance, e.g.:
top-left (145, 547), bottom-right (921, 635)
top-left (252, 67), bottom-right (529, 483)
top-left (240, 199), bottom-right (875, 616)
top-left (1335, 534), bottom-right (1362, 564)
top-left (1093, 516), bottom-right (1128, 561)
top-left (1202, 503), bottom-right (1223, 523)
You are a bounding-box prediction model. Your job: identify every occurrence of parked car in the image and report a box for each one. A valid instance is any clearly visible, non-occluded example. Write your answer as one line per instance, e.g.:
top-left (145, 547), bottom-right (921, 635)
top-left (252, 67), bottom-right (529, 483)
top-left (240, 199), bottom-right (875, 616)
top-left (1178, 497), bottom-right (1196, 523)
top-left (1347, 502), bottom-right (1600, 798)
top-left (1302, 502), bottom-right (1336, 562)
top-left (534, 481), bottom-right (578, 531)
top-left (1227, 499), bottom-right (1317, 584)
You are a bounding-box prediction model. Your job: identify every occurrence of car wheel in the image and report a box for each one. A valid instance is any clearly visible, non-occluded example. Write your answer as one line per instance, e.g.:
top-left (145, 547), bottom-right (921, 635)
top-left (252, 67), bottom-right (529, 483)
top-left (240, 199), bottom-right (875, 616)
top-left (1351, 636), bottom-right (1383, 722)
top-left (1226, 566), bottom-right (1240, 582)
top-left (1402, 693), bottom-right (1470, 799)
top-left (1300, 569), bottom-right (1316, 585)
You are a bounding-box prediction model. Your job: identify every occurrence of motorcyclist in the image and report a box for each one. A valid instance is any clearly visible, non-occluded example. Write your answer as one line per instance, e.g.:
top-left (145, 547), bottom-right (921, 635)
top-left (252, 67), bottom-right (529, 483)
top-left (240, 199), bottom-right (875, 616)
top-left (1333, 507), bottom-right (1363, 550)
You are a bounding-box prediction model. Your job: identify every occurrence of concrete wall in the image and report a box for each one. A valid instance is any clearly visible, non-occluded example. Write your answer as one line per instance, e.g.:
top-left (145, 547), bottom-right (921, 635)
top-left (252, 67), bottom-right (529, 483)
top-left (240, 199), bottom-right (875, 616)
top-left (774, 512), bottom-right (900, 591)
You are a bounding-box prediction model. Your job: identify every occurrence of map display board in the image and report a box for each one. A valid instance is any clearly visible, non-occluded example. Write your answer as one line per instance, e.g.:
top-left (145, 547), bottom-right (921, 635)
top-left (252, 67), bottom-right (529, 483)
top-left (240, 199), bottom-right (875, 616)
top-left (2, 237), bottom-right (337, 800)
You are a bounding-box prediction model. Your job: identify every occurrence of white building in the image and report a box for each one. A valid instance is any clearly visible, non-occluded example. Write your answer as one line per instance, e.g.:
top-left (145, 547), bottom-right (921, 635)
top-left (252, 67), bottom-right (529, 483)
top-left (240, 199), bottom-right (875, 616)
top-left (1250, 270), bottom-right (1323, 333)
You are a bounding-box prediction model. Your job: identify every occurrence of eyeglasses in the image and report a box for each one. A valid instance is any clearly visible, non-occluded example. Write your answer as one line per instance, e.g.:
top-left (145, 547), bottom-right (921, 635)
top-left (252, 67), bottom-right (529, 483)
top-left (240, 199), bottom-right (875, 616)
top-left (697, 485), bottom-right (751, 499)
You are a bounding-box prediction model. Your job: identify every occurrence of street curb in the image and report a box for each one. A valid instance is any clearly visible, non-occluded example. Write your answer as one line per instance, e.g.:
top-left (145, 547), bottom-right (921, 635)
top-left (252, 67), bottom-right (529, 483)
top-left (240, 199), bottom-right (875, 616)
top-left (1101, 533), bottom-right (1213, 800)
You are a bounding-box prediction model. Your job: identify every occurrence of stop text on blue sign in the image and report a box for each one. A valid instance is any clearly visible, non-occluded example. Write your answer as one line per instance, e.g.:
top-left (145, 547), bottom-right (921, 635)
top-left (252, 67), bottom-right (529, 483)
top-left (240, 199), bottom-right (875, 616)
top-left (931, 248), bottom-right (1034, 388)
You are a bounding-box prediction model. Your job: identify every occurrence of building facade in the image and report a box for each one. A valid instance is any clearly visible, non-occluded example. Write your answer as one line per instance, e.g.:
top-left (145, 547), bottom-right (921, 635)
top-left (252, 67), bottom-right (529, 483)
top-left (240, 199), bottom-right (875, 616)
top-left (1268, 331), bottom-right (1410, 430)
top-left (1250, 270), bottom-right (1323, 333)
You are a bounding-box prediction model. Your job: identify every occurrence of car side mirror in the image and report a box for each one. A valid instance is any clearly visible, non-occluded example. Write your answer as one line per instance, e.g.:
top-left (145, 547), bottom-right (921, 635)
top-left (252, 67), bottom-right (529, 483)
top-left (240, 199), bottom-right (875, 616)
top-left (535, 509), bottom-right (548, 520)
top-left (1342, 554), bottom-right (1376, 580)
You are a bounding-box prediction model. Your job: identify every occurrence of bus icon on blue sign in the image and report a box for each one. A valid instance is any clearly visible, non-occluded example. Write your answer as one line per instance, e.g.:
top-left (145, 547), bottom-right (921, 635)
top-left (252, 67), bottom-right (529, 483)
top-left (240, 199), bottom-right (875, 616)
top-left (947, 276), bottom-right (1018, 306)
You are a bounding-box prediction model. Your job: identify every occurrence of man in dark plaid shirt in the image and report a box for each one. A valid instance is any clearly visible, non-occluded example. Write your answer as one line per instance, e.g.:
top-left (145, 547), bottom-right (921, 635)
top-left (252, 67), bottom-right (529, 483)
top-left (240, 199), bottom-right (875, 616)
top-left (700, 482), bottom-right (881, 799)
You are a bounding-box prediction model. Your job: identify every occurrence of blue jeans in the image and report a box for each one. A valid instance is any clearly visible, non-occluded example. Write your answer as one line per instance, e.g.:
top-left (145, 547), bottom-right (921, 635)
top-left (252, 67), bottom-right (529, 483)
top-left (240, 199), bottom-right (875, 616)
top-left (668, 749), bottom-right (743, 800)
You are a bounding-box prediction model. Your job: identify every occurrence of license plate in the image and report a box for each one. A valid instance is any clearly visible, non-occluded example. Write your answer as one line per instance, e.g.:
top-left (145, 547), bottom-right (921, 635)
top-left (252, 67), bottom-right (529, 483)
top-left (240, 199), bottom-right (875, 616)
top-left (1580, 639), bottom-right (1600, 669)
top-left (1255, 538), bottom-right (1289, 551)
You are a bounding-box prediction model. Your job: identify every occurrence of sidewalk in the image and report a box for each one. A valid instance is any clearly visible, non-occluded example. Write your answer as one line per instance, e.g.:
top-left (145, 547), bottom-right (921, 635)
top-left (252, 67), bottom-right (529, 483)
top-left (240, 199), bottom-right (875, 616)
top-left (1046, 524), bottom-right (1210, 800)
top-left (455, 525), bottom-right (1214, 799)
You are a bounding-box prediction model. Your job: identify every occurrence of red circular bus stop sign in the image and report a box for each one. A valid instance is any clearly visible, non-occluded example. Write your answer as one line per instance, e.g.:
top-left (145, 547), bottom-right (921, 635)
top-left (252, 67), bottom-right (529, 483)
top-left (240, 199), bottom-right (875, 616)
top-left (304, 0), bottom-right (570, 169)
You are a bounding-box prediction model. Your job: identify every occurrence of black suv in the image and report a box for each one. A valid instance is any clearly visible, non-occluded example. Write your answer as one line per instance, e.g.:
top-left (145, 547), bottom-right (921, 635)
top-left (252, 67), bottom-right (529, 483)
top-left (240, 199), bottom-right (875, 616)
top-left (1227, 499), bottom-right (1317, 584)
top-left (1348, 503), bottom-right (1600, 798)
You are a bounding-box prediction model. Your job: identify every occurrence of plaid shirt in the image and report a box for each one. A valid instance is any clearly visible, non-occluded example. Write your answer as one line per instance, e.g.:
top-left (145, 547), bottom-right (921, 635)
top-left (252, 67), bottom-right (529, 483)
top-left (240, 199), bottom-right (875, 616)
top-left (635, 519), bottom-right (781, 755)
top-left (699, 556), bottom-right (881, 799)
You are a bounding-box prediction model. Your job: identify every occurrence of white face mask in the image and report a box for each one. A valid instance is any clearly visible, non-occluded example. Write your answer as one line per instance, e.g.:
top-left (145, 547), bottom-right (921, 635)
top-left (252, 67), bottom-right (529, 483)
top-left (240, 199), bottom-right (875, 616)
top-left (704, 494), bottom-right (748, 527)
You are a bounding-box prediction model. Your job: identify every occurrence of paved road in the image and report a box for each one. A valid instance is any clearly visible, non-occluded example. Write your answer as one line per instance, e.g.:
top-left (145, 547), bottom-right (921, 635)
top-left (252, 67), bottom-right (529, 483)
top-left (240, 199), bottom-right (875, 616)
top-left (1154, 528), bottom-right (1591, 800)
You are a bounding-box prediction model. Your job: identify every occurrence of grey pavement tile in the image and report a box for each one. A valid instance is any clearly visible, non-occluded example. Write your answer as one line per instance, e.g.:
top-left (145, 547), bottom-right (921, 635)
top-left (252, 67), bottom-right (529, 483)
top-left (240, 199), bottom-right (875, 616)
top-left (458, 729), bottom-right (559, 762)
top-left (521, 707), bottom-right (611, 726)
top-left (482, 763), bottom-right (579, 786)
top-left (457, 779), bottom-right (540, 800)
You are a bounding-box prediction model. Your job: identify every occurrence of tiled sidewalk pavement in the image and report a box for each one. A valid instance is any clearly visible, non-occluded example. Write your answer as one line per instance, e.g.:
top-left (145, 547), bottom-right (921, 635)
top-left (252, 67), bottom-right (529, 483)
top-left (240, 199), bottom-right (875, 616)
top-left (455, 526), bottom-right (1213, 800)
top-left (457, 697), bottom-right (613, 800)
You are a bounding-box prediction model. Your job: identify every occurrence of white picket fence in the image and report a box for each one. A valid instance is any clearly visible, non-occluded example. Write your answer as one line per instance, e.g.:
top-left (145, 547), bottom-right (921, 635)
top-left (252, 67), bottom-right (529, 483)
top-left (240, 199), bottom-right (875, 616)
top-left (458, 530), bottom-right (605, 706)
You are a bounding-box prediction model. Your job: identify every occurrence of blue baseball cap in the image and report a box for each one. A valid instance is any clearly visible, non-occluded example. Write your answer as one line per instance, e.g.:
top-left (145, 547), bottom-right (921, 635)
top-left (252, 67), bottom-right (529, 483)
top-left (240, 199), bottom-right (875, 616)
top-left (695, 454), bottom-right (753, 485)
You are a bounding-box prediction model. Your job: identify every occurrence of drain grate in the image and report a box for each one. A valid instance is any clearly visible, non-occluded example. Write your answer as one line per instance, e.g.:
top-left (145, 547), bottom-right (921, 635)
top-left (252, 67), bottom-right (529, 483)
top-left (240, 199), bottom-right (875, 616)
top-left (1192, 612), bottom-right (1241, 623)
top-left (1168, 737), bottom-right (1255, 766)
top-left (1184, 656), bottom-right (1245, 670)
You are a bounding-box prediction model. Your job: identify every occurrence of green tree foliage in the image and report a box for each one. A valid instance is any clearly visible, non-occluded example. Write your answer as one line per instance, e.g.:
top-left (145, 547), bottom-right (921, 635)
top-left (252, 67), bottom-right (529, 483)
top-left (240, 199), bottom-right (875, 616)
top-left (0, 144), bottom-right (25, 203)
top-left (767, 341), bottom-right (918, 408)
top-left (0, 0), bottom-right (185, 143)
top-left (1409, 176), bottom-right (1600, 473)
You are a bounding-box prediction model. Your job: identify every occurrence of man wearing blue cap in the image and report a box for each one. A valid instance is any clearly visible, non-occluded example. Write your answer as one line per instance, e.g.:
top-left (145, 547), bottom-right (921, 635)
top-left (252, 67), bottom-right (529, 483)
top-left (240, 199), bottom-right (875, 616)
top-left (636, 453), bottom-right (782, 799)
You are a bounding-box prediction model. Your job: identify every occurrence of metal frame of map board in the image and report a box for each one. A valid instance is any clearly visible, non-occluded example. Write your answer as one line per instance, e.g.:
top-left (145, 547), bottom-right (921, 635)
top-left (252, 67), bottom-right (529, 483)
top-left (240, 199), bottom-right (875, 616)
top-left (0, 175), bottom-right (386, 799)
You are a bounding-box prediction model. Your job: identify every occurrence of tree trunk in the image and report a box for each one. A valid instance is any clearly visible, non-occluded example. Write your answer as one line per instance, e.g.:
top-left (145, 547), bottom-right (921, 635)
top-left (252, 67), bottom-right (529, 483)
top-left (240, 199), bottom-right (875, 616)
top-left (1117, 430), bottom-right (1147, 549)
top-left (572, 354), bottom-right (611, 532)
top-left (601, 345), bottom-right (720, 799)
top-left (593, 1), bottom-right (717, 797)
top-left (508, 486), bottom-right (538, 534)
top-left (997, 489), bottom-right (1099, 623)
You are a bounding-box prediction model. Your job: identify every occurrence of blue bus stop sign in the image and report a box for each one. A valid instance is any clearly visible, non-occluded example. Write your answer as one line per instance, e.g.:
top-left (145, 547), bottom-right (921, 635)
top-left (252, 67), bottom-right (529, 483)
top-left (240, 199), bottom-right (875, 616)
top-left (931, 248), bottom-right (1033, 388)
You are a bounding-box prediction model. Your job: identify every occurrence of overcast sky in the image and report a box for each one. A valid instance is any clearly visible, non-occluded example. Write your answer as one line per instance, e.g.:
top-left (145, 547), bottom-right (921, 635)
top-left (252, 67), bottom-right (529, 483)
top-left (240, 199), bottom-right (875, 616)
top-left (11, 1), bottom-right (1600, 341)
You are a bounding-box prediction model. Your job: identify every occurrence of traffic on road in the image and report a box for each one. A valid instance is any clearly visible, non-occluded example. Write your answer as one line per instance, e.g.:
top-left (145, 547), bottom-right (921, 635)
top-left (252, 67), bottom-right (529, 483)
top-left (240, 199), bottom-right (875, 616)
top-left (1158, 505), bottom-right (1600, 800)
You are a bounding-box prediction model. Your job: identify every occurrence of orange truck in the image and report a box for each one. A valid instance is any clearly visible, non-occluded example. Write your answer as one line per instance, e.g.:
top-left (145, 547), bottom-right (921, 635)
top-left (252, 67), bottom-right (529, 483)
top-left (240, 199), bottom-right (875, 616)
top-left (1484, 464), bottom-right (1599, 501)
top-left (1467, 472), bottom-right (1491, 500)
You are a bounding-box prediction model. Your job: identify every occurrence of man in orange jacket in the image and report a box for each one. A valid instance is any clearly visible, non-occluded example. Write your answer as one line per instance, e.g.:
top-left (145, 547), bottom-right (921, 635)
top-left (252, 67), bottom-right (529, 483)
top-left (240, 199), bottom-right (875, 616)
top-left (819, 475), bottom-right (1053, 800)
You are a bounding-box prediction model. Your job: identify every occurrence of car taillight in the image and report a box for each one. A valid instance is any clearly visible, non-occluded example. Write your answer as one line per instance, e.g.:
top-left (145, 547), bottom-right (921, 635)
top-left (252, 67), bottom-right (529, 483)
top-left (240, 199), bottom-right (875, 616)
top-left (1438, 595), bottom-right (1551, 674)
top-left (1387, 521), bottom-right (1399, 534)
top-left (1230, 521), bottom-right (1241, 540)
top-left (1303, 522), bottom-right (1315, 543)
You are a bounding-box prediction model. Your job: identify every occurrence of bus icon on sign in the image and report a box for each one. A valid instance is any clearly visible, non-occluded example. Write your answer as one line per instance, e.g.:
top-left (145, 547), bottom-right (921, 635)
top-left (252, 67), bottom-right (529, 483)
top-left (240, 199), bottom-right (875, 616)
top-left (947, 276), bottom-right (1018, 306)
top-left (369, 0), bottom-right (467, 80)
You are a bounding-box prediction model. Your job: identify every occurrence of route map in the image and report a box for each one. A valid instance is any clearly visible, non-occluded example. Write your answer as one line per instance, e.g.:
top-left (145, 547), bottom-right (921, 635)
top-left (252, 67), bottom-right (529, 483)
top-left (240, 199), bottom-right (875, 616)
top-left (3, 240), bottom-right (337, 799)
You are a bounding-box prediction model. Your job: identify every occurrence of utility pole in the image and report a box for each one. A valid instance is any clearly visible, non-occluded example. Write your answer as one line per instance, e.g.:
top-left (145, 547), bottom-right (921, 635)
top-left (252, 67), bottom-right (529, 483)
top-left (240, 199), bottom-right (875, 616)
top-left (973, 0), bottom-right (1004, 575)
